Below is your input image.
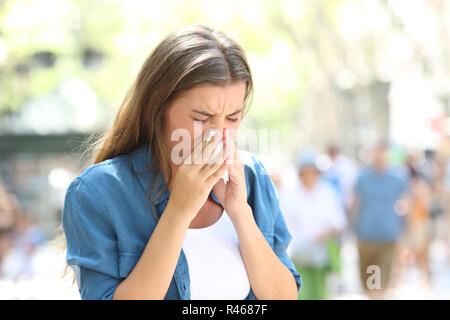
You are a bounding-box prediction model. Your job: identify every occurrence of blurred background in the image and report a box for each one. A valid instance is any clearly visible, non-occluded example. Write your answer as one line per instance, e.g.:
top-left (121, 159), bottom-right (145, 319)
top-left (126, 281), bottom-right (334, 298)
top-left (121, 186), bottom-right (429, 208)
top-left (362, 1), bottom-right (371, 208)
top-left (1, 0), bottom-right (450, 299)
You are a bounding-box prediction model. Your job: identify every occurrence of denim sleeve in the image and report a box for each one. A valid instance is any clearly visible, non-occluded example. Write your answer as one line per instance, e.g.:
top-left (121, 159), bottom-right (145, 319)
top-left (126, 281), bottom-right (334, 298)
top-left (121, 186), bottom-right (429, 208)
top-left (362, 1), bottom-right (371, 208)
top-left (272, 199), bottom-right (303, 294)
top-left (62, 177), bottom-right (120, 300)
top-left (256, 161), bottom-right (303, 294)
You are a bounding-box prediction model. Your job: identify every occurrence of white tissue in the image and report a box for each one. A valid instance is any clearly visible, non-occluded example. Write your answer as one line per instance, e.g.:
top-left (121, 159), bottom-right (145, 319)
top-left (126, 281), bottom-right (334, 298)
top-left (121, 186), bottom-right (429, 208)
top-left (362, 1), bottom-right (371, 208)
top-left (205, 129), bottom-right (229, 184)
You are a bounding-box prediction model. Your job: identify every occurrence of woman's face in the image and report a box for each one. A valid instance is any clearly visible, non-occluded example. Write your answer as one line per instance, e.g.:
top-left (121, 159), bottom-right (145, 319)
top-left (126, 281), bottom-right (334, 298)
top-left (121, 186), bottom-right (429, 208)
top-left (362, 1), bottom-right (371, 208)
top-left (165, 81), bottom-right (246, 163)
top-left (299, 166), bottom-right (320, 190)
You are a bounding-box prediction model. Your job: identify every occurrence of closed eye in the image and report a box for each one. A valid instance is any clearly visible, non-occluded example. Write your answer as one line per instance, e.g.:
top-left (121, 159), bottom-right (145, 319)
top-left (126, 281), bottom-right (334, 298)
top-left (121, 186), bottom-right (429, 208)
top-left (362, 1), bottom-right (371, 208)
top-left (192, 117), bottom-right (209, 122)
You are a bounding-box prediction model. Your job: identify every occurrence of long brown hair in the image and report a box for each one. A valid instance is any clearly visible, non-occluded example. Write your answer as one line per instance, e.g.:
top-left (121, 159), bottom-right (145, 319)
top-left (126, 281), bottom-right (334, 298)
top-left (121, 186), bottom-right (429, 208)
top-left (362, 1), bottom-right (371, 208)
top-left (53, 23), bottom-right (253, 282)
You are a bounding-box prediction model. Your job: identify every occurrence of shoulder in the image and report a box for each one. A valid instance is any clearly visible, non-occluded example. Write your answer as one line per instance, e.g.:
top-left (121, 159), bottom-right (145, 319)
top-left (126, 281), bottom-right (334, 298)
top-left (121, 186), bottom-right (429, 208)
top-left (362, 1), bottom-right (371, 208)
top-left (384, 166), bottom-right (403, 179)
top-left (238, 150), bottom-right (274, 188)
top-left (357, 165), bottom-right (373, 181)
top-left (239, 149), bottom-right (270, 180)
top-left (238, 150), bottom-right (281, 216)
top-left (354, 166), bottom-right (367, 184)
top-left (63, 153), bottom-right (136, 215)
top-left (239, 149), bottom-right (265, 168)
top-left (387, 167), bottom-right (409, 188)
top-left (359, 165), bottom-right (371, 176)
top-left (76, 154), bottom-right (131, 187)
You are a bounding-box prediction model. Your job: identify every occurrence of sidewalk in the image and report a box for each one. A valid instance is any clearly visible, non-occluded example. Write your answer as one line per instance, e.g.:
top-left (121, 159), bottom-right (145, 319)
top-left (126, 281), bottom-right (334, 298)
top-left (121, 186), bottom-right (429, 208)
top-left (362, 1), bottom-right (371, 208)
top-left (0, 245), bottom-right (79, 300)
top-left (328, 234), bottom-right (450, 300)
top-left (1, 238), bottom-right (449, 300)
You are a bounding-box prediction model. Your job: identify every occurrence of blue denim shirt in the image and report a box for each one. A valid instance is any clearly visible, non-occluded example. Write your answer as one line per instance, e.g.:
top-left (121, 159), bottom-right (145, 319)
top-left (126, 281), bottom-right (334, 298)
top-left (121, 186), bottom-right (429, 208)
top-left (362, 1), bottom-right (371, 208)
top-left (62, 143), bottom-right (302, 300)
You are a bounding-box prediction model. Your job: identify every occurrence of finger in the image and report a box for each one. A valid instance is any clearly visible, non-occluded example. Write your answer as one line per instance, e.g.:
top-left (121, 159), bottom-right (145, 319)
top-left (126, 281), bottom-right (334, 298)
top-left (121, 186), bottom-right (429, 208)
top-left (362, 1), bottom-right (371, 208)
top-left (191, 135), bottom-right (208, 165)
top-left (206, 161), bottom-right (229, 186)
top-left (200, 155), bottom-right (225, 177)
top-left (201, 143), bottom-right (226, 170)
top-left (183, 131), bottom-right (211, 165)
top-left (182, 137), bottom-right (201, 165)
top-left (203, 137), bottom-right (224, 166)
top-left (224, 137), bottom-right (237, 165)
top-left (196, 130), bottom-right (223, 166)
top-left (223, 128), bottom-right (239, 163)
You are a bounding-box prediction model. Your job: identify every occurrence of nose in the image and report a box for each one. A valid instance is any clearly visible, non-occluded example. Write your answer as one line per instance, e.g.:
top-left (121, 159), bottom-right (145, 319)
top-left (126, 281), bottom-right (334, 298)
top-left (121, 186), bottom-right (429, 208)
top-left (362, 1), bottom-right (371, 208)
top-left (203, 127), bottom-right (225, 144)
top-left (209, 117), bottom-right (225, 130)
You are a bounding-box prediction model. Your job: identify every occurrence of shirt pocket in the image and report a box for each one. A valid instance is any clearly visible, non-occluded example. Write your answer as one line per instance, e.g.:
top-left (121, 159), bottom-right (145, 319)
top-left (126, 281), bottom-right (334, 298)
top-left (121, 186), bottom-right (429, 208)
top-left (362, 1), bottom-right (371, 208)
top-left (118, 251), bottom-right (141, 279)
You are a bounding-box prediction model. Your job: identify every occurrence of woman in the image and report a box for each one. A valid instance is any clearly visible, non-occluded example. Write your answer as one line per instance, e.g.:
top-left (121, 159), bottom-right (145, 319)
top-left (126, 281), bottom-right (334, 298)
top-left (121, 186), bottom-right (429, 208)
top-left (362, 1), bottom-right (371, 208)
top-left (279, 150), bottom-right (346, 299)
top-left (61, 24), bottom-right (302, 300)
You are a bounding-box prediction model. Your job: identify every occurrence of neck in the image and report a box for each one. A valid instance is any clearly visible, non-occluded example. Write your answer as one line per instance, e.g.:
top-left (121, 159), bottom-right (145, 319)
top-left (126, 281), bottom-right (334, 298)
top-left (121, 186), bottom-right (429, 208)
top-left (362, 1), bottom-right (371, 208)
top-left (373, 164), bottom-right (386, 174)
top-left (302, 181), bottom-right (316, 191)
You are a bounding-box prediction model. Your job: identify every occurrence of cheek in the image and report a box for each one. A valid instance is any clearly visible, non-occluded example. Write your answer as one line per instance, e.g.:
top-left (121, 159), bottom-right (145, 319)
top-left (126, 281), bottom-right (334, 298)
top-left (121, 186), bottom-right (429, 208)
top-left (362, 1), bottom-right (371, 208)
top-left (166, 110), bottom-right (196, 149)
top-left (224, 120), bottom-right (241, 141)
top-left (168, 109), bottom-right (191, 130)
top-left (227, 120), bottom-right (241, 130)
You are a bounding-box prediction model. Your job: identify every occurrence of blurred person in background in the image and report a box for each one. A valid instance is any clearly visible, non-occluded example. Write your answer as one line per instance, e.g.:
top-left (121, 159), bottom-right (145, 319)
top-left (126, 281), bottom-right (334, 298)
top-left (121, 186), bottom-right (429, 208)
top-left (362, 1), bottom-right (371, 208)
top-left (0, 180), bottom-right (45, 279)
top-left (0, 228), bottom-right (14, 278)
top-left (269, 171), bottom-right (282, 190)
top-left (0, 181), bottom-right (20, 232)
top-left (422, 150), bottom-right (440, 187)
top-left (322, 144), bottom-right (358, 213)
top-left (442, 153), bottom-right (450, 261)
top-left (3, 214), bottom-right (46, 279)
top-left (0, 180), bottom-right (20, 278)
top-left (421, 149), bottom-right (448, 264)
top-left (352, 142), bottom-right (408, 299)
top-left (423, 150), bottom-right (445, 228)
top-left (279, 150), bottom-right (347, 300)
top-left (404, 156), bottom-right (432, 290)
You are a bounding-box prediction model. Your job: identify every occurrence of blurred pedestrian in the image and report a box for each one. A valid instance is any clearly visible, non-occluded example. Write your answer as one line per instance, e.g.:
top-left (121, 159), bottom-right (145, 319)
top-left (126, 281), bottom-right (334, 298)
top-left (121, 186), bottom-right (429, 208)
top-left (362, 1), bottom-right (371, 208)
top-left (405, 164), bottom-right (432, 289)
top-left (279, 150), bottom-right (347, 300)
top-left (0, 228), bottom-right (14, 278)
top-left (0, 181), bottom-right (20, 231)
top-left (0, 180), bottom-right (44, 279)
top-left (0, 181), bottom-right (20, 278)
top-left (352, 142), bottom-right (408, 299)
top-left (322, 144), bottom-right (358, 212)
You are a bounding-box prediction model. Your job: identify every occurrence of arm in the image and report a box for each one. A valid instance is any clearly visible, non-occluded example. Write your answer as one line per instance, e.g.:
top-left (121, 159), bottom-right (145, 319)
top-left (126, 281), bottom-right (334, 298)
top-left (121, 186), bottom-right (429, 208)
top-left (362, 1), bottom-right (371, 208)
top-left (113, 204), bottom-right (189, 299)
top-left (64, 133), bottom-right (228, 300)
top-left (212, 139), bottom-right (299, 300)
top-left (348, 172), bottom-right (363, 228)
top-left (114, 135), bottom-right (229, 299)
top-left (316, 184), bottom-right (348, 243)
top-left (65, 177), bottom-right (188, 300)
top-left (232, 205), bottom-right (298, 300)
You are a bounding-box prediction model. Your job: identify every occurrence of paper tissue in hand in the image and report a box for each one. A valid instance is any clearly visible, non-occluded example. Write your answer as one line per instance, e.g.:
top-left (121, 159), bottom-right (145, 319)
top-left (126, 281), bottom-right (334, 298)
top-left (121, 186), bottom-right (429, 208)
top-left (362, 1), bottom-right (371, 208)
top-left (204, 128), bottom-right (229, 184)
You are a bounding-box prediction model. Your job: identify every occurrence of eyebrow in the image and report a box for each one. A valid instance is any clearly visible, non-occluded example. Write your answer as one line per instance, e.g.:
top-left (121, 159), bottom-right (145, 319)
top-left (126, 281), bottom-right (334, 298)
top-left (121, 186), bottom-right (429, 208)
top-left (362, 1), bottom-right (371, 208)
top-left (191, 108), bottom-right (243, 117)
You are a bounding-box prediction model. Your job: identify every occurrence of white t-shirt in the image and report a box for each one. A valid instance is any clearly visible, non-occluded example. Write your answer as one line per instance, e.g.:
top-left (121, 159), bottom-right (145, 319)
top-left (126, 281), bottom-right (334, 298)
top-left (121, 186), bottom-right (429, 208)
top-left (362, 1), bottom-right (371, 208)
top-left (182, 210), bottom-right (251, 300)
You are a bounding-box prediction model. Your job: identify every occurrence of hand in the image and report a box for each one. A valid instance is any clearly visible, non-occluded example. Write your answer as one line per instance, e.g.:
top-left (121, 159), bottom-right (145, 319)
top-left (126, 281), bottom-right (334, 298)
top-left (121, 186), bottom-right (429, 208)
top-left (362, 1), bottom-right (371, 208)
top-left (213, 131), bottom-right (251, 224)
top-left (166, 133), bottom-right (229, 225)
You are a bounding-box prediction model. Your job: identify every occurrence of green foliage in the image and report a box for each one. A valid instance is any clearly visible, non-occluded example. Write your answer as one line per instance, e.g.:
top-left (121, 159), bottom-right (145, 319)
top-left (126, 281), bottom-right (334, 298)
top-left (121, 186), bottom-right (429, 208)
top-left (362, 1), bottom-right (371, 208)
top-left (0, 0), bottom-right (313, 132)
top-left (2, 0), bottom-right (446, 149)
